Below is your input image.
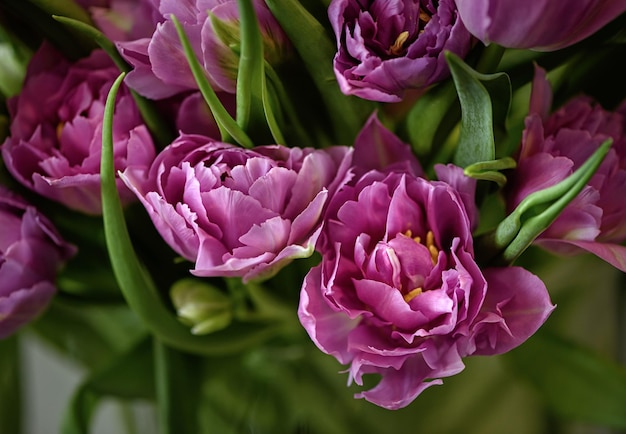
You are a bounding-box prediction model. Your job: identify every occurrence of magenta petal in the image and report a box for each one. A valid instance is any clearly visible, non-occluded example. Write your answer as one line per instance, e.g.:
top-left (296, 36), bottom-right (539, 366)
top-left (472, 267), bottom-right (555, 356)
top-left (353, 113), bottom-right (422, 177)
top-left (354, 356), bottom-right (443, 410)
top-left (298, 265), bottom-right (358, 364)
top-left (0, 282), bottom-right (57, 339)
top-left (537, 239), bottom-right (626, 272)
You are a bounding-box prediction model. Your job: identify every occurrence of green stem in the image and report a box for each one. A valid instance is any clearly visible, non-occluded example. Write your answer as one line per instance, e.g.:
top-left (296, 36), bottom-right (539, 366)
top-left (235, 0), bottom-right (266, 135)
top-left (0, 335), bottom-right (21, 434)
top-left (265, 62), bottom-right (314, 148)
top-left (475, 44), bottom-right (506, 73)
top-left (154, 340), bottom-right (200, 434)
top-left (171, 15), bottom-right (253, 148)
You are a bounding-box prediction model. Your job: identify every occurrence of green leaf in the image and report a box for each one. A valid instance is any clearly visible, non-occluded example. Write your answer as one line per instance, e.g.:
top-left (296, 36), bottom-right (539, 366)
top-left (500, 138), bottom-right (611, 263)
top-left (26, 0), bottom-right (92, 25)
top-left (0, 25), bottom-right (31, 97)
top-left (52, 15), bottom-right (174, 149)
top-left (404, 79), bottom-right (460, 159)
top-left (100, 73), bottom-right (281, 355)
top-left (463, 157), bottom-right (517, 188)
top-left (61, 337), bottom-right (155, 434)
top-left (30, 299), bottom-right (120, 369)
top-left (62, 387), bottom-right (99, 434)
top-left (507, 332), bottom-right (626, 429)
top-left (264, 0), bottom-right (374, 145)
top-left (0, 336), bottom-right (21, 434)
top-left (446, 51), bottom-right (511, 168)
top-left (171, 15), bottom-right (254, 148)
top-left (0, 1), bottom-right (92, 59)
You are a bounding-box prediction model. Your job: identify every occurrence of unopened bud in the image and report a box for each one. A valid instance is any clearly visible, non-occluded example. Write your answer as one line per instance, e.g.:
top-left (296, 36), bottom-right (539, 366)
top-left (170, 279), bottom-right (232, 335)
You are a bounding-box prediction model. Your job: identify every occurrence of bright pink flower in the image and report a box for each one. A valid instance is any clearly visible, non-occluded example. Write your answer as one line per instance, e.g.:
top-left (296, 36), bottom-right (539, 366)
top-left (0, 187), bottom-right (76, 339)
top-left (508, 67), bottom-right (626, 271)
top-left (455, 0), bottom-right (626, 50)
top-left (329, 0), bottom-right (473, 102)
top-left (1, 44), bottom-right (156, 215)
top-left (121, 134), bottom-right (352, 282)
top-left (299, 120), bottom-right (554, 409)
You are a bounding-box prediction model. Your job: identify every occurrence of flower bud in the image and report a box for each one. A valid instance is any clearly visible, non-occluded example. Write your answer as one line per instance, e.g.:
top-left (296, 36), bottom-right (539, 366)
top-left (170, 279), bottom-right (232, 335)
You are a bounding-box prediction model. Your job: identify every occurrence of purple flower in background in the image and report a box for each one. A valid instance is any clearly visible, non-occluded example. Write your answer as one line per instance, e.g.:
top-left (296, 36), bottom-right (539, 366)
top-left (507, 68), bottom-right (626, 271)
top-left (87, 0), bottom-right (162, 42)
top-left (299, 167), bottom-right (554, 409)
top-left (118, 0), bottom-right (290, 99)
top-left (1, 44), bottom-right (156, 215)
top-left (455, 0), bottom-right (626, 50)
top-left (329, 0), bottom-right (473, 102)
top-left (0, 188), bottom-right (76, 339)
top-left (121, 134), bottom-right (352, 282)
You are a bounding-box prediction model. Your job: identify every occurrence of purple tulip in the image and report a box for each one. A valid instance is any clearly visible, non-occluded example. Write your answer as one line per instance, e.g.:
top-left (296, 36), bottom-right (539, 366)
top-left (507, 67), bottom-right (626, 271)
top-left (87, 0), bottom-right (162, 42)
top-left (120, 134), bottom-right (352, 282)
top-left (0, 187), bottom-right (76, 339)
top-left (1, 44), bottom-right (156, 215)
top-left (118, 0), bottom-right (290, 99)
top-left (329, 0), bottom-right (473, 102)
top-left (299, 120), bottom-right (553, 409)
top-left (455, 0), bottom-right (626, 51)
top-left (299, 167), bottom-right (554, 409)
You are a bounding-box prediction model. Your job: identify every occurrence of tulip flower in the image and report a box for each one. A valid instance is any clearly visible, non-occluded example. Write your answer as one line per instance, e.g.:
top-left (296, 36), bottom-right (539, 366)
top-left (299, 119), bottom-right (554, 409)
top-left (121, 133), bottom-right (352, 282)
top-left (329, 0), bottom-right (473, 102)
top-left (118, 0), bottom-right (290, 99)
top-left (300, 168), bottom-right (554, 409)
top-left (507, 67), bottom-right (626, 271)
top-left (455, 0), bottom-right (626, 50)
top-left (1, 44), bottom-right (156, 215)
top-left (0, 188), bottom-right (76, 339)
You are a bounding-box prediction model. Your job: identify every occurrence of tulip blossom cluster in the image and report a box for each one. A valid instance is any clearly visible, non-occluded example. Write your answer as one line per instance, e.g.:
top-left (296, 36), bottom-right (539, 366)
top-left (1, 0), bottom-right (625, 426)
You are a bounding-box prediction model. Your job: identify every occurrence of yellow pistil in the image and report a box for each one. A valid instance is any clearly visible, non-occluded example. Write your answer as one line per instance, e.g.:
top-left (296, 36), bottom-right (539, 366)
top-left (389, 31), bottom-right (409, 56)
top-left (56, 122), bottom-right (65, 141)
top-left (403, 287), bottom-right (423, 303)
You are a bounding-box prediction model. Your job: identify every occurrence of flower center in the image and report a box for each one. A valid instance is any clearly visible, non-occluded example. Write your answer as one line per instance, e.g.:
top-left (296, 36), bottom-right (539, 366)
top-left (403, 286), bottom-right (423, 303)
top-left (419, 7), bottom-right (433, 29)
top-left (388, 31), bottom-right (409, 56)
top-left (400, 229), bottom-right (440, 303)
top-left (405, 229), bottom-right (439, 264)
top-left (386, 6), bottom-right (434, 57)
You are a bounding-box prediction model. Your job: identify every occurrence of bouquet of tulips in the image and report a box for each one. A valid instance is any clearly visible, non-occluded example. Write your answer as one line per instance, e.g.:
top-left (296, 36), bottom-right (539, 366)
top-left (1, 0), bottom-right (626, 433)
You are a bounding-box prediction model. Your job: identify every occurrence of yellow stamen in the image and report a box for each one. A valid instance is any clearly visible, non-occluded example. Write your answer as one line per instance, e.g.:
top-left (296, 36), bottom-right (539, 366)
top-left (425, 231), bottom-right (439, 264)
top-left (56, 122), bottom-right (65, 141)
top-left (419, 9), bottom-right (432, 24)
top-left (403, 287), bottom-right (423, 303)
top-left (389, 31), bottom-right (409, 56)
